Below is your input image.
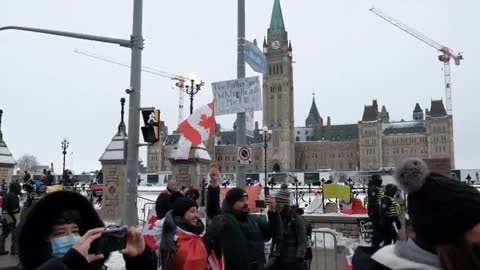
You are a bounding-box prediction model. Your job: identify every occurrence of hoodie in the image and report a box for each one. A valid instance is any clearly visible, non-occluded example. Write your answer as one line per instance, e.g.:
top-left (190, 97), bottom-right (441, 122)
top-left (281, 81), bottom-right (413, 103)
top-left (372, 240), bottom-right (441, 270)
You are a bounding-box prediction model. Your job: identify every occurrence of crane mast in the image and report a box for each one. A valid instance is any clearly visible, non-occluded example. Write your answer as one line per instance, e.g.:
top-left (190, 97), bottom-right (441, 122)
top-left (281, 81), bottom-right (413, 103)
top-left (370, 8), bottom-right (463, 115)
top-left (74, 49), bottom-right (187, 125)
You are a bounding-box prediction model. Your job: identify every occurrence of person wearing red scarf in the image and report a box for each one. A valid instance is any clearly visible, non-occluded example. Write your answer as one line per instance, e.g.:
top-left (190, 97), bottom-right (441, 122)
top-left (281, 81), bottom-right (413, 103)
top-left (166, 198), bottom-right (221, 270)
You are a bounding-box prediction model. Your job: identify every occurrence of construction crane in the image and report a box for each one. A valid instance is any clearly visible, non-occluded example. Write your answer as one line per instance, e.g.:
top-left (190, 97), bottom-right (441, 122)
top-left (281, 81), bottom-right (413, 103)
top-left (370, 7), bottom-right (463, 116)
top-left (74, 49), bottom-right (189, 125)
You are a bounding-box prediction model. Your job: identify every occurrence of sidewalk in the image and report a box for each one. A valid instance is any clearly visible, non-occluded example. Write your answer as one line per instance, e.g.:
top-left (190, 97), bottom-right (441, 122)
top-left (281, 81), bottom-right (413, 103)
top-left (0, 236), bottom-right (19, 270)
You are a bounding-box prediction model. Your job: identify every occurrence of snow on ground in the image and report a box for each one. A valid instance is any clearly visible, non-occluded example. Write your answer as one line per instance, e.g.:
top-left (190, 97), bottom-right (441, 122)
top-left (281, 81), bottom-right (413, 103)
top-left (312, 228), bottom-right (360, 250)
top-left (105, 251), bottom-right (126, 270)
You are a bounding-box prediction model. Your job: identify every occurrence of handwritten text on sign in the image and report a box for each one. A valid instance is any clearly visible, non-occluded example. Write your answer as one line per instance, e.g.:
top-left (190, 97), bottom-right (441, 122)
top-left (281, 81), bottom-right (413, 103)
top-left (212, 76), bottom-right (262, 116)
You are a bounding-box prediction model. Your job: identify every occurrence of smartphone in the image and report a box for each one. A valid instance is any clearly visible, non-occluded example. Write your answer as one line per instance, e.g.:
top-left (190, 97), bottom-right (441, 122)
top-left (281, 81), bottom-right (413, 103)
top-left (89, 227), bottom-right (127, 254)
top-left (255, 199), bottom-right (266, 208)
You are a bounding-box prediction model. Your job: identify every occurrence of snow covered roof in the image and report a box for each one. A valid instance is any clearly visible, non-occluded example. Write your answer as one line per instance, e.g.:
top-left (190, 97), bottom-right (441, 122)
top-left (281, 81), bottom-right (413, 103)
top-left (99, 130), bottom-right (127, 162)
top-left (0, 141), bottom-right (15, 166)
top-left (383, 121), bottom-right (426, 135)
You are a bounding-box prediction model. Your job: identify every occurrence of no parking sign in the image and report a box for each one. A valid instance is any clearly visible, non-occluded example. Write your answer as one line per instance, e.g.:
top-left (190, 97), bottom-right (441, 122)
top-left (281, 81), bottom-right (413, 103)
top-left (237, 146), bottom-right (252, 165)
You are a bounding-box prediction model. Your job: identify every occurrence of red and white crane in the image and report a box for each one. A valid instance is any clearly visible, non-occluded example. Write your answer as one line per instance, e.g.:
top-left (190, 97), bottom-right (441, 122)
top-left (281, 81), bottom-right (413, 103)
top-left (370, 7), bottom-right (463, 116)
top-left (74, 49), bottom-right (189, 125)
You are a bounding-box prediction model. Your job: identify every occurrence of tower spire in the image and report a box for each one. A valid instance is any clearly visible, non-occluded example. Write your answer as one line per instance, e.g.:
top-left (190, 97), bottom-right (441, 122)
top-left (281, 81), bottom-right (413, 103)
top-left (269, 0), bottom-right (286, 36)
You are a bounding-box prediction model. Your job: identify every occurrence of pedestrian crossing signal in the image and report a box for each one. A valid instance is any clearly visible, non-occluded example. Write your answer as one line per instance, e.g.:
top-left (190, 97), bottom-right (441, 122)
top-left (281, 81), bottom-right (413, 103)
top-left (141, 109), bottom-right (160, 143)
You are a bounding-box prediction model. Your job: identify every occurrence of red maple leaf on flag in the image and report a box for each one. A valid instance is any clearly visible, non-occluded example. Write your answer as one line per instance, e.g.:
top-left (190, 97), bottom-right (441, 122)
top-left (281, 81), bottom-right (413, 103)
top-left (199, 113), bottom-right (215, 136)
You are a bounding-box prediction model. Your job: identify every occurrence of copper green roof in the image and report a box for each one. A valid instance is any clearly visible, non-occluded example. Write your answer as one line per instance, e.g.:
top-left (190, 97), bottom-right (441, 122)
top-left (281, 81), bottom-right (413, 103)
top-left (269, 0), bottom-right (286, 36)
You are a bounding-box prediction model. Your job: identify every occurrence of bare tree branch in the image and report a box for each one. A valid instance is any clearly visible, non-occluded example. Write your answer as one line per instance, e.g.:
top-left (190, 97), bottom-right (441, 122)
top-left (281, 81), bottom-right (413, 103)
top-left (16, 154), bottom-right (39, 172)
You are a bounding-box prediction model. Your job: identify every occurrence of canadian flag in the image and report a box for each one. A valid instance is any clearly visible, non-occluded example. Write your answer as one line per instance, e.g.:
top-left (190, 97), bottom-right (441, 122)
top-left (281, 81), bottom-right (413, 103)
top-left (178, 102), bottom-right (216, 146)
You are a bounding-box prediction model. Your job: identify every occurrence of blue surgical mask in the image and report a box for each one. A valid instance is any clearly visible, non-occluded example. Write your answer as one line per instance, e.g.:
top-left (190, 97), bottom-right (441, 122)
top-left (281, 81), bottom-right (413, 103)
top-left (51, 234), bottom-right (81, 258)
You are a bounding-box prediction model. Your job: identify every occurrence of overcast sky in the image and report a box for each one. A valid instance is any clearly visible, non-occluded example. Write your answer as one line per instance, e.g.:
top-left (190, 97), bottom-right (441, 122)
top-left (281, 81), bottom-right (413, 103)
top-left (1, 0), bottom-right (478, 173)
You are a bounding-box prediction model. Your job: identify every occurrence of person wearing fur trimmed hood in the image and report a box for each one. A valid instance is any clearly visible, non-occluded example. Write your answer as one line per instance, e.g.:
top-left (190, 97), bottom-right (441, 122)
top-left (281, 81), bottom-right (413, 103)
top-left (161, 197), bottom-right (221, 270)
top-left (18, 190), bottom-right (157, 270)
top-left (353, 158), bottom-right (480, 270)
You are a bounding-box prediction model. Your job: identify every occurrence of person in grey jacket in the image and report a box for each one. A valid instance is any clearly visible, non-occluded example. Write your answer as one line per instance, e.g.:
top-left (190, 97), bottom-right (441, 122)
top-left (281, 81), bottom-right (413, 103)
top-left (268, 185), bottom-right (306, 270)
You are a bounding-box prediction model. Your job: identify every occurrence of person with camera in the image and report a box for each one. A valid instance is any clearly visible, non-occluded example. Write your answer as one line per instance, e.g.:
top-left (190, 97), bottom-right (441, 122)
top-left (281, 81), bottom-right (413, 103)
top-left (204, 164), bottom-right (280, 270)
top-left (18, 190), bottom-right (157, 270)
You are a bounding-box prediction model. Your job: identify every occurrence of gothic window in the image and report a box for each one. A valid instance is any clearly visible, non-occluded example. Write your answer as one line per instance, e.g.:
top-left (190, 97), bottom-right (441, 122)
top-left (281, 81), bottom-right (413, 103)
top-left (278, 85), bottom-right (282, 92)
top-left (280, 65), bottom-right (283, 74)
top-left (297, 130), bottom-right (300, 135)
top-left (296, 136), bottom-right (300, 142)
top-left (269, 66), bottom-right (272, 76)
top-left (305, 130), bottom-right (309, 135)
top-left (270, 86), bottom-right (274, 93)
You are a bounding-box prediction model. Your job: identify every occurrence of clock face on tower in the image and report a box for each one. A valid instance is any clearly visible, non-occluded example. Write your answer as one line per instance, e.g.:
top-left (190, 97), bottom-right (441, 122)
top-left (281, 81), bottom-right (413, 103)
top-left (271, 40), bottom-right (281, 50)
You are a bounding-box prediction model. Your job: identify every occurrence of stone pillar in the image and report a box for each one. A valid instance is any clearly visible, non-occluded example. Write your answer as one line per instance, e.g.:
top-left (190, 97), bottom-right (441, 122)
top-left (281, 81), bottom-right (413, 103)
top-left (100, 161), bottom-right (127, 222)
top-left (169, 143), bottom-right (211, 204)
top-left (0, 109), bottom-right (16, 184)
top-left (0, 166), bottom-right (14, 185)
top-left (98, 98), bottom-right (128, 223)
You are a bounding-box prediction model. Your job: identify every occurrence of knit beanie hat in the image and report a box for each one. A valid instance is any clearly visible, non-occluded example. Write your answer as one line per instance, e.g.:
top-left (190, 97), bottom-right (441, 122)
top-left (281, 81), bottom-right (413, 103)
top-left (172, 198), bottom-right (198, 218)
top-left (224, 188), bottom-right (247, 206)
top-left (394, 158), bottom-right (480, 246)
top-left (275, 187), bottom-right (291, 207)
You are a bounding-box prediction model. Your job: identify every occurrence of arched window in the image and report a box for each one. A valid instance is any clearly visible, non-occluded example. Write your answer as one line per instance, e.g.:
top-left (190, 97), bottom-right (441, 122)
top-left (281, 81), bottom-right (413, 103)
top-left (296, 136), bottom-right (300, 142)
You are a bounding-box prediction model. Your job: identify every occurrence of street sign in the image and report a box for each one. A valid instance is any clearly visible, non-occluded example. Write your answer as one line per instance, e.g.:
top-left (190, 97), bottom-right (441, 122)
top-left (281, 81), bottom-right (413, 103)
top-left (212, 76), bottom-right (262, 116)
top-left (245, 40), bottom-right (268, 74)
top-left (237, 146), bottom-right (252, 165)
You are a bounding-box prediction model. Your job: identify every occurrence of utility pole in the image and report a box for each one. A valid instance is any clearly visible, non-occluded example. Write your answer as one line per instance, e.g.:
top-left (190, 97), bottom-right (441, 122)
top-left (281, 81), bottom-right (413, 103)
top-left (125, 0), bottom-right (144, 226)
top-left (236, 0), bottom-right (246, 189)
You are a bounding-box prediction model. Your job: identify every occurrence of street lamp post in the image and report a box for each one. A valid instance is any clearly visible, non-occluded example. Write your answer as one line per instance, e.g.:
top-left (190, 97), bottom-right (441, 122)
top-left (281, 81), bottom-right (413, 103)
top-left (0, 0), bottom-right (144, 225)
top-left (259, 126), bottom-right (272, 197)
top-left (185, 78), bottom-right (204, 115)
top-left (61, 139), bottom-right (69, 173)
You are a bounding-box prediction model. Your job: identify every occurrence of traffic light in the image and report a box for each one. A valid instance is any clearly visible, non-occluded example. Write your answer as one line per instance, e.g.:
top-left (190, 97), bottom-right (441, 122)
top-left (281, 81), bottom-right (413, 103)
top-left (141, 109), bottom-right (160, 143)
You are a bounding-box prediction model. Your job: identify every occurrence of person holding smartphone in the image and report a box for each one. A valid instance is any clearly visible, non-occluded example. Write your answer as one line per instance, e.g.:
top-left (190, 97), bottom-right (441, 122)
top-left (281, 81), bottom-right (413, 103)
top-left (18, 190), bottom-right (157, 270)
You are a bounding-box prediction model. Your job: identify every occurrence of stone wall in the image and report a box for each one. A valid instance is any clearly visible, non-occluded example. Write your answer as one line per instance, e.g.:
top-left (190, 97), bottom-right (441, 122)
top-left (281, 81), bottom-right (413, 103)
top-left (305, 215), bottom-right (363, 239)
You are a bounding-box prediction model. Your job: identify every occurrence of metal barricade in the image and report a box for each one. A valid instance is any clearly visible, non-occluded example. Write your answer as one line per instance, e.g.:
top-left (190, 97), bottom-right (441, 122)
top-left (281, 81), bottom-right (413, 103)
top-left (310, 229), bottom-right (340, 270)
top-left (137, 196), bottom-right (156, 225)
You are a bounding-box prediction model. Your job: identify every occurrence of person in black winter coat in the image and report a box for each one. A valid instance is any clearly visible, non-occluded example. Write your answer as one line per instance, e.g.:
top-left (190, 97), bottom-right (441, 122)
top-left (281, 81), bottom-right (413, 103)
top-left (18, 190), bottom-right (157, 270)
top-left (378, 184), bottom-right (401, 246)
top-left (0, 182), bottom-right (21, 255)
top-left (268, 188), bottom-right (307, 270)
top-left (367, 174), bottom-right (384, 249)
top-left (203, 165), bottom-right (279, 270)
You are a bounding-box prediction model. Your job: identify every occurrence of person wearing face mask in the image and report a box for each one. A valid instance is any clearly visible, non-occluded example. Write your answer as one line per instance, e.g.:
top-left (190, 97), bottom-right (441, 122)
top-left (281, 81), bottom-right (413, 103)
top-left (18, 190), bottom-right (157, 270)
top-left (203, 165), bottom-right (280, 270)
top-left (0, 182), bottom-right (21, 256)
top-left (353, 158), bottom-right (480, 270)
top-left (161, 197), bottom-right (221, 270)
